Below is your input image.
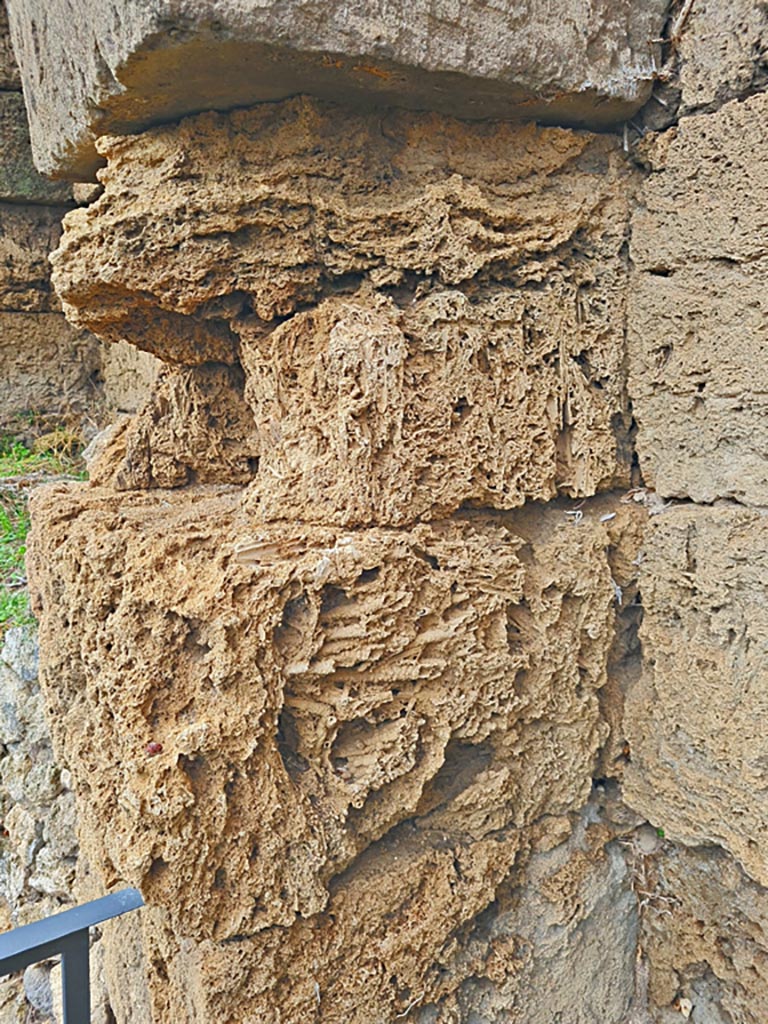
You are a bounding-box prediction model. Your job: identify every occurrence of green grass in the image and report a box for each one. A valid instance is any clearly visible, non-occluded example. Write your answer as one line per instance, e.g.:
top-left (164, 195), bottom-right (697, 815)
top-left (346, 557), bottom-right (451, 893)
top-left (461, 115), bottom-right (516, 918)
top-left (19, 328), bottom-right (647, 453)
top-left (0, 492), bottom-right (34, 634)
top-left (0, 433), bottom-right (86, 636)
top-left (0, 434), bottom-right (83, 479)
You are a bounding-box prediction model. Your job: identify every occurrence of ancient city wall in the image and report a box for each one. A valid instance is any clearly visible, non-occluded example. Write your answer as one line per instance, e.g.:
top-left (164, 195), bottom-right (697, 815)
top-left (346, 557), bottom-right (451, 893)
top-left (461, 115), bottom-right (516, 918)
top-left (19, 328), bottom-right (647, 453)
top-left (1, 1), bottom-right (768, 1021)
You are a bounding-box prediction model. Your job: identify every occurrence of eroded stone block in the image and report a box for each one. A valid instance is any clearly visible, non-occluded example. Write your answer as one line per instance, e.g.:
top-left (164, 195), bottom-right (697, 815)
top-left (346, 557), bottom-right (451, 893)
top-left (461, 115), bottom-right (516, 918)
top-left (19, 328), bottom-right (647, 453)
top-left (27, 485), bottom-right (626, 966)
top-left (5, 0), bottom-right (668, 179)
top-left (640, 845), bottom-right (768, 1024)
top-left (629, 93), bottom-right (768, 506)
top-left (53, 98), bottom-right (635, 520)
top-left (677, 0), bottom-right (768, 115)
top-left (130, 807), bottom-right (637, 1023)
top-left (239, 284), bottom-right (630, 526)
top-left (0, 312), bottom-right (102, 429)
top-left (95, 364), bottom-right (259, 489)
top-left (623, 504), bottom-right (768, 887)
top-left (101, 339), bottom-right (160, 415)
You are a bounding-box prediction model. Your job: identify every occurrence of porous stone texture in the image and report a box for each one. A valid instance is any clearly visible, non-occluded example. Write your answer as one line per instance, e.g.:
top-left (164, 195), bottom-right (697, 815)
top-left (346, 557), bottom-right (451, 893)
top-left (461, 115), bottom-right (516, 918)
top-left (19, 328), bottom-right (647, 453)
top-left (238, 283), bottom-right (628, 526)
top-left (0, 203), bottom-right (69, 311)
top-left (13, 1), bottom-right (768, 1018)
top-left (629, 92), bottom-right (768, 506)
top-left (0, 313), bottom-right (103, 432)
top-left (100, 363), bottom-right (260, 489)
top-left (639, 845), bottom-right (768, 1024)
top-left (5, 0), bottom-right (668, 180)
top-left (676, 0), bottom-right (768, 115)
top-left (54, 98), bottom-right (636, 523)
top-left (26, 482), bottom-right (644, 1020)
top-left (623, 504), bottom-right (768, 888)
top-left (101, 340), bottom-right (160, 415)
top-left (130, 804), bottom-right (640, 1024)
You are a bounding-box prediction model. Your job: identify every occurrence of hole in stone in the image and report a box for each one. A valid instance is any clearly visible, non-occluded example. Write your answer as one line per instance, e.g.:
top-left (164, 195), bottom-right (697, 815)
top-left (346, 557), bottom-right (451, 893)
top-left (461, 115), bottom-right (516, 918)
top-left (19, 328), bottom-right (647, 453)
top-left (276, 707), bottom-right (310, 778)
top-left (415, 739), bottom-right (493, 816)
top-left (356, 567), bottom-right (381, 585)
top-left (452, 396), bottom-right (471, 423)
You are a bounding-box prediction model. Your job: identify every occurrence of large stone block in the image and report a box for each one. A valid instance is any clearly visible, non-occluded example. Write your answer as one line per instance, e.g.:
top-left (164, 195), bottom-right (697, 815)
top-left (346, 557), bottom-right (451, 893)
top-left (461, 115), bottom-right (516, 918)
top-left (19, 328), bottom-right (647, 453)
top-left (623, 505), bottom-right (768, 889)
top-left (0, 92), bottom-right (70, 204)
top-left (0, 203), bottom-right (69, 312)
top-left (5, 0), bottom-right (668, 180)
top-left (629, 93), bottom-right (768, 506)
top-left (26, 484), bottom-right (630, 984)
top-left (239, 286), bottom-right (629, 526)
top-left (0, 312), bottom-right (102, 429)
top-left (54, 98), bottom-right (635, 521)
top-left (117, 807), bottom-right (637, 1023)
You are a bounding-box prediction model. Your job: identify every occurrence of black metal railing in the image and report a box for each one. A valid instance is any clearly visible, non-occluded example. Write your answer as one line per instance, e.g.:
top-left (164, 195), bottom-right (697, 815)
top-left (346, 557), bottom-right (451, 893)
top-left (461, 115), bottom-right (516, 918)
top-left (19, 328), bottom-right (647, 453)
top-left (0, 888), bottom-right (144, 1023)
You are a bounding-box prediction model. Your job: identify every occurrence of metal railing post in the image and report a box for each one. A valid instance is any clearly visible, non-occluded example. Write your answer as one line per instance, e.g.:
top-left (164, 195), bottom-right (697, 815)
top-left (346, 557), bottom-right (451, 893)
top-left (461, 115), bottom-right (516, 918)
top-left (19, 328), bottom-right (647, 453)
top-left (0, 888), bottom-right (144, 1023)
top-left (60, 928), bottom-right (91, 1024)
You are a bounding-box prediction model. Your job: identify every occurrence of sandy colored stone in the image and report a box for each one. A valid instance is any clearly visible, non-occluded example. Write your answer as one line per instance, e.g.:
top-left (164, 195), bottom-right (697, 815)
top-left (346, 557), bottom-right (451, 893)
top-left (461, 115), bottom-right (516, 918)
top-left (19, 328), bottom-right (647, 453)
top-left (0, 312), bottom-right (102, 429)
top-left (239, 282), bottom-right (630, 526)
top-left (0, 2), bottom-right (20, 90)
top-left (0, 92), bottom-right (70, 204)
top-left (623, 504), bottom-right (768, 888)
top-left (0, 202), bottom-right (69, 312)
top-left (5, 0), bottom-right (667, 180)
top-left (676, 0), bottom-right (768, 115)
top-left (94, 363), bottom-right (259, 490)
top-left (52, 98), bottom-right (635, 363)
top-left (640, 845), bottom-right (768, 1024)
top-left (54, 799), bottom-right (638, 1024)
top-left (629, 93), bottom-right (768, 506)
top-left (53, 98), bottom-right (634, 519)
top-left (101, 339), bottom-right (160, 415)
top-left (121, 806), bottom-right (636, 1024)
top-left (26, 484), bottom-right (627, 1012)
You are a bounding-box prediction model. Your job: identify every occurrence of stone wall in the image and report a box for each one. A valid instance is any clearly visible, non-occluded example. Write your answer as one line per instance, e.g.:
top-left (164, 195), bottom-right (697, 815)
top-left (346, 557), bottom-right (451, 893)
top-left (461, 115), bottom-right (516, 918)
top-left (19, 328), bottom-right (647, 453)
top-left (0, 629), bottom-right (76, 1022)
top-left (4, 0), bottom-right (768, 1022)
top-left (0, 13), bottom-right (101, 437)
top-left (0, 0), bottom-right (156, 439)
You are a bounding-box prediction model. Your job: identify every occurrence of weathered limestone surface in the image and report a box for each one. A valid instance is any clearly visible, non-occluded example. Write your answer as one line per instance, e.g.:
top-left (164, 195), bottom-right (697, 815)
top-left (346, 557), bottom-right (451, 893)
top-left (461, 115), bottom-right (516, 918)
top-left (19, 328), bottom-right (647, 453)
top-left (0, 92), bottom-right (71, 204)
top-left (0, 1), bottom-right (19, 90)
top-left (676, 0), bottom-right (768, 115)
top-left (0, 313), bottom-right (102, 431)
top-left (623, 505), bottom-right (768, 889)
top-left (54, 99), bottom-right (635, 523)
top-left (101, 340), bottom-right (161, 416)
top-left (629, 92), bottom-right (768, 506)
top-left (0, 203), bottom-right (69, 311)
top-left (130, 806), bottom-right (639, 1024)
top-left (640, 845), bottom-right (768, 1024)
top-left (26, 483), bottom-right (642, 1019)
top-left (5, 0), bottom-right (668, 180)
top-left (10, 0), bottom-right (768, 1019)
